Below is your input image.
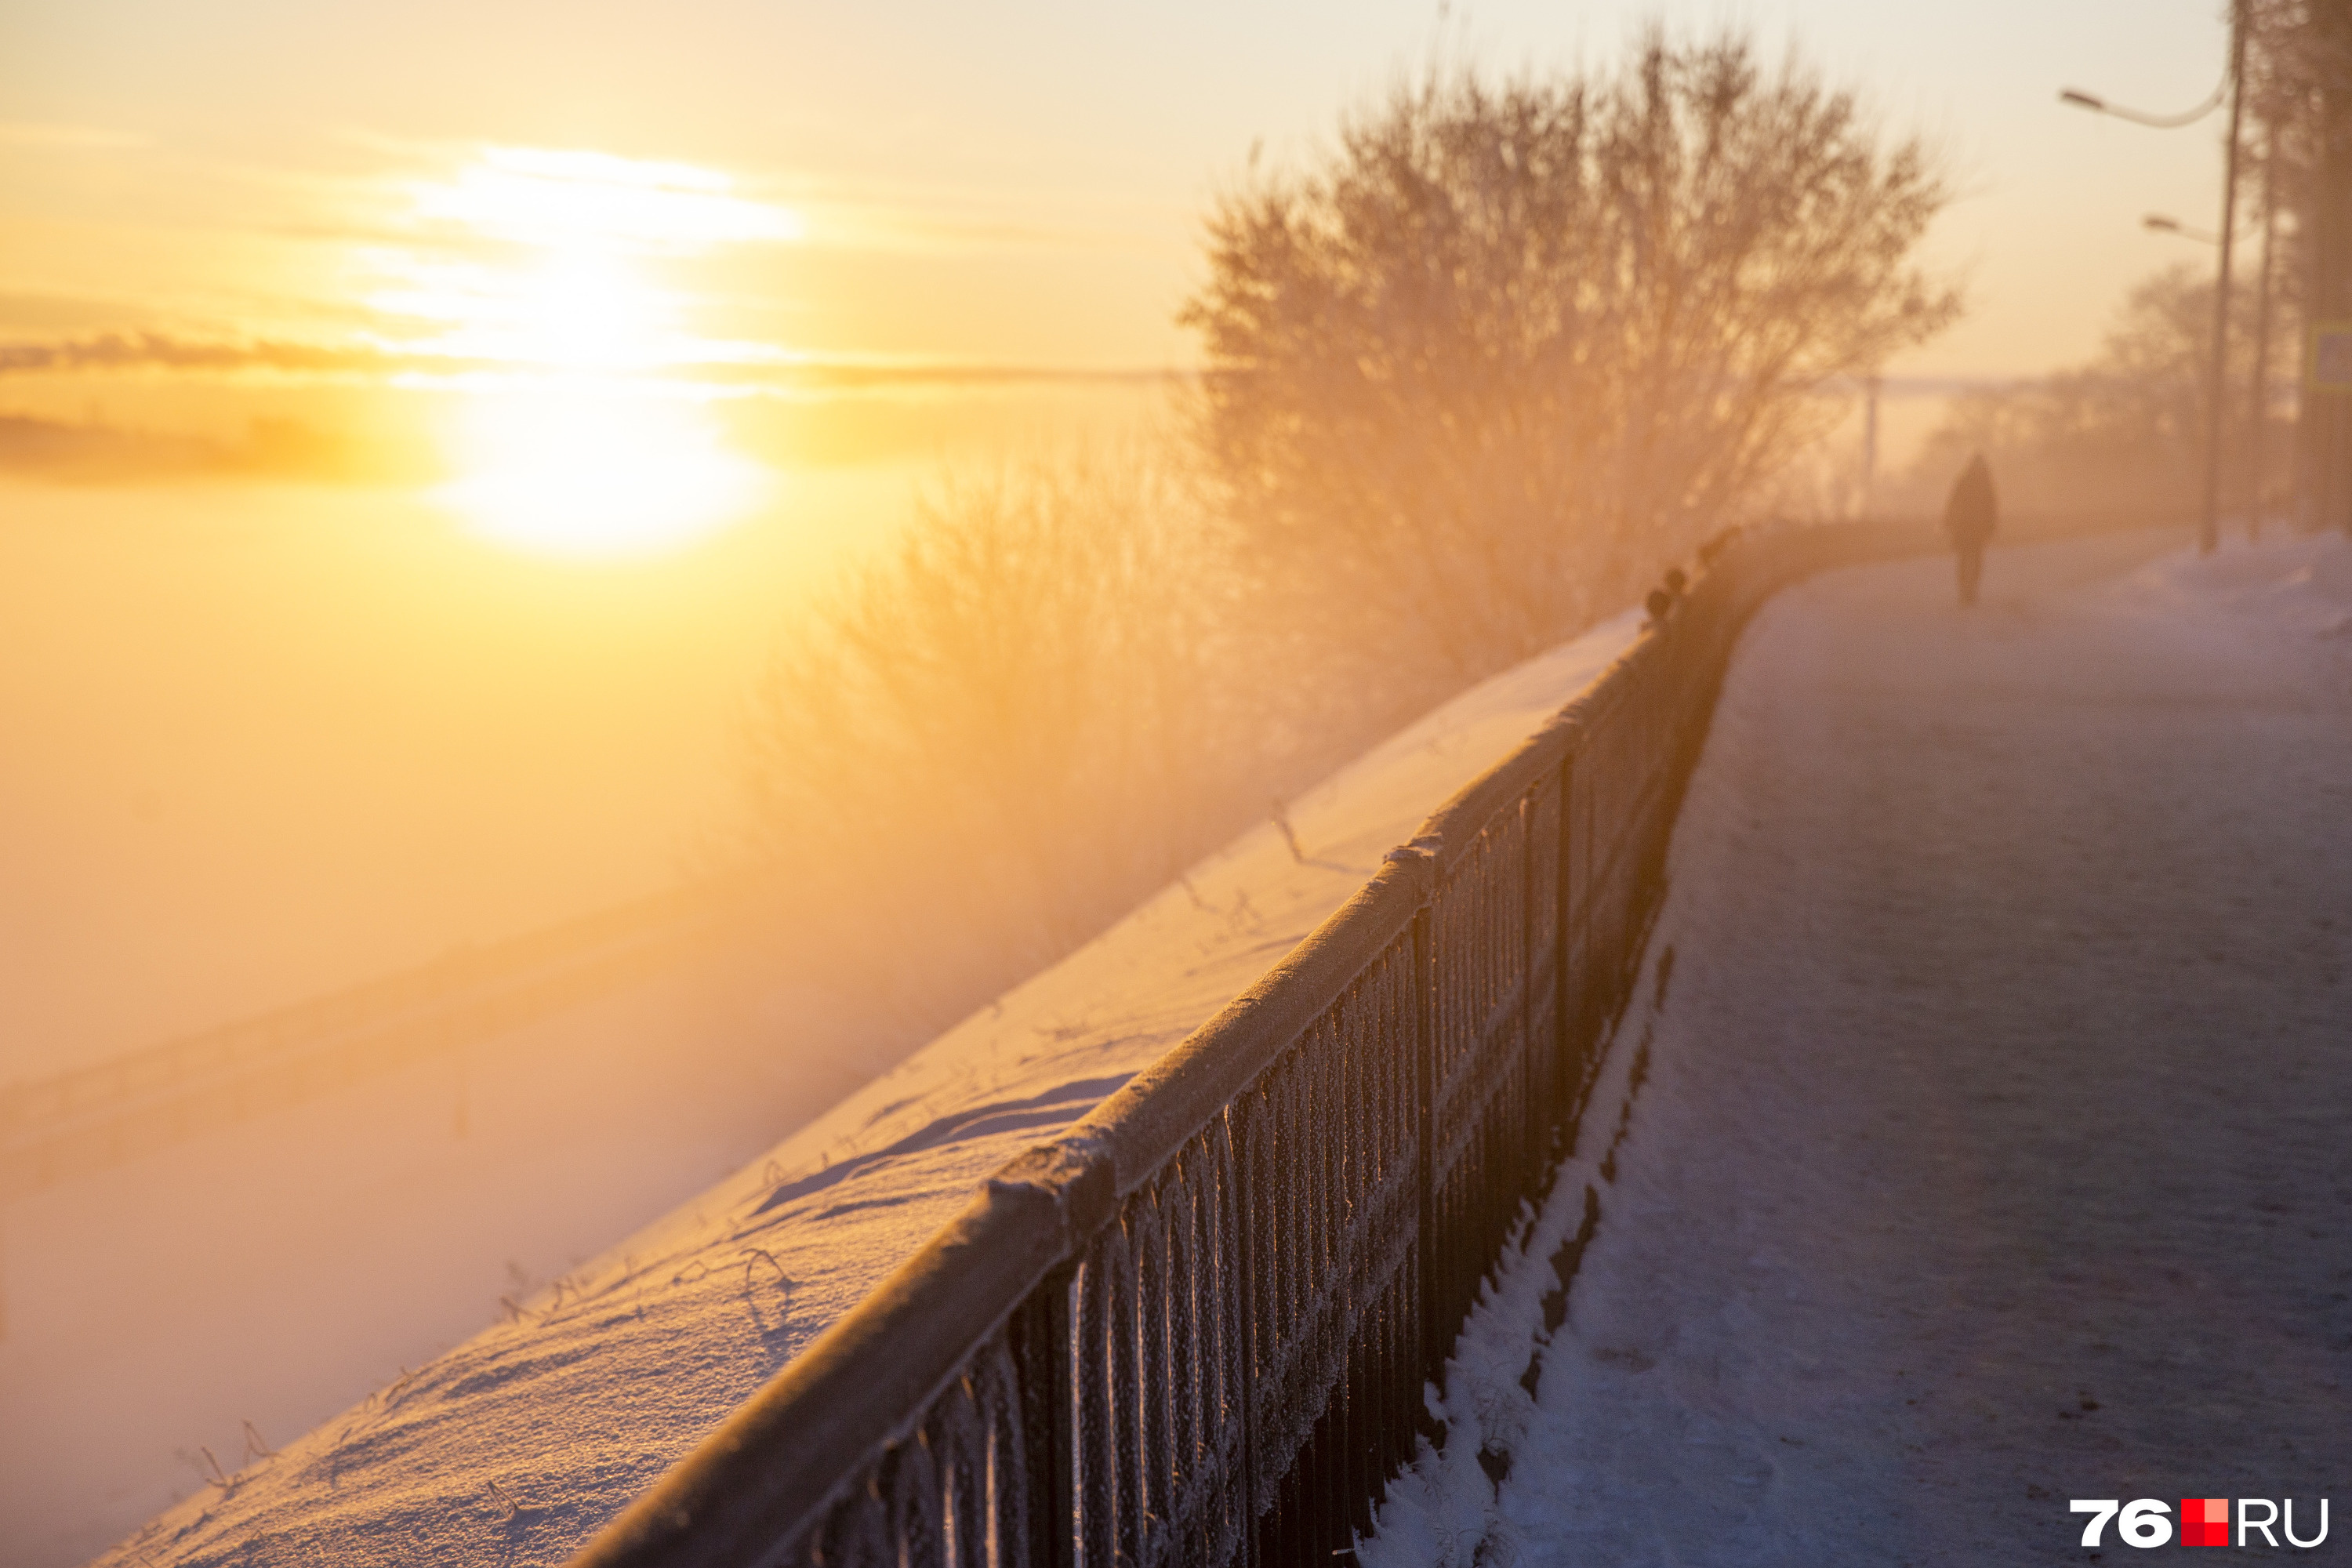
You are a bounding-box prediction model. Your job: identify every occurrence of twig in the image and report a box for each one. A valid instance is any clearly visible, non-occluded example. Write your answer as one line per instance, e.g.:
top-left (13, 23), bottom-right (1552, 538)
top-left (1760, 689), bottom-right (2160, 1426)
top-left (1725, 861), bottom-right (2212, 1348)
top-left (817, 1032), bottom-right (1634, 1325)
top-left (240, 1419), bottom-right (275, 1462)
top-left (1269, 800), bottom-right (1307, 863)
top-left (198, 1446), bottom-right (234, 1491)
top-left (739, 1247), bottom-right (794, 1294)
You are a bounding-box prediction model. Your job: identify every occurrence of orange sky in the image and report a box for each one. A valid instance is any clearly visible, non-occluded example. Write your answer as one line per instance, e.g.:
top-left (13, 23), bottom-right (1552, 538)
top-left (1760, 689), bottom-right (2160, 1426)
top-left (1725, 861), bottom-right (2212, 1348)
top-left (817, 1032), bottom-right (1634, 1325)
top-left (4, 1), bottom-right (2240, 439)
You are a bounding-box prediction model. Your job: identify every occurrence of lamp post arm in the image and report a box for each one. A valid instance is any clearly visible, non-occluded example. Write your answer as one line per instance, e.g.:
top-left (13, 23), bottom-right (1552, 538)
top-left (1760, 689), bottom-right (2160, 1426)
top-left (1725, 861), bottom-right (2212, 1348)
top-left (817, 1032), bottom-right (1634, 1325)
top-left (2057, 69), bottom-right (2230, 129)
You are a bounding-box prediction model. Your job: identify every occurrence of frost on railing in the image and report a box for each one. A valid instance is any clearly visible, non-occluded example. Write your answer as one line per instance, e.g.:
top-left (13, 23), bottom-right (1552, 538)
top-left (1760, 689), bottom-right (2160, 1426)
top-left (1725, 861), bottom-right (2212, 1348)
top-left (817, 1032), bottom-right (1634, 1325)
top-left (572, 522), bottom-right (1917, 1568)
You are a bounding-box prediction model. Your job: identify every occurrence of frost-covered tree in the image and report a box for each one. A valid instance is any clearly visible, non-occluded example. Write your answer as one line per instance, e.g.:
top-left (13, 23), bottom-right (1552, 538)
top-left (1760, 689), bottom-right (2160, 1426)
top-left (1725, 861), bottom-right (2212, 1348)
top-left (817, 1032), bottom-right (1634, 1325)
top-left (1181, 31), bottom-right (1959, 681)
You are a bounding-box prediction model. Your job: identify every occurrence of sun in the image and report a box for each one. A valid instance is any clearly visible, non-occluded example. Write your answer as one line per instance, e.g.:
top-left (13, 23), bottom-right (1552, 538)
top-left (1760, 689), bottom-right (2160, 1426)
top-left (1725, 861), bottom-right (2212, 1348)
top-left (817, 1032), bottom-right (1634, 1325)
top-left (385, 147), bottom-right (796, 559)
top-left (434, 384), bottom-right (768, 559)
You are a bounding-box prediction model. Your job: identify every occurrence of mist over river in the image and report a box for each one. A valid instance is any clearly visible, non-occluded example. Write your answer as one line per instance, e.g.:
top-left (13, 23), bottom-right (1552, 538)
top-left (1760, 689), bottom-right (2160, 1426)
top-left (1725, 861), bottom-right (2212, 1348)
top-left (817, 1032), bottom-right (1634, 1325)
top-left (2, 387), bottom-right (1154, 1082)
top-left (0, 389), bottom-right (1164, 1564)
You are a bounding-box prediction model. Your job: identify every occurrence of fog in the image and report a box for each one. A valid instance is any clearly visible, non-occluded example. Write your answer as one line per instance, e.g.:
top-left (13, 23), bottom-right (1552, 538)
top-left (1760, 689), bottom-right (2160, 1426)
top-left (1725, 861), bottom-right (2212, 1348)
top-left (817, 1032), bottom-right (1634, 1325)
top-left (0, 390), bottom-right (1169, 1563)
top-left (6, 478), bottom-right (822, 1072)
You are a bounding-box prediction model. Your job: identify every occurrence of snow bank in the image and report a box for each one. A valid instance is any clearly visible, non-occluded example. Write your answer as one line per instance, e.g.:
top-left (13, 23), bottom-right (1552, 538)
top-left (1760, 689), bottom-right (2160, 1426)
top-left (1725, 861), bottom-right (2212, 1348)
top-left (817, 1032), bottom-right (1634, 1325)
top-left (96, 609), bottom-right (1645, 1567)
top-left (1360, 528), bottom-right (2352, 1566)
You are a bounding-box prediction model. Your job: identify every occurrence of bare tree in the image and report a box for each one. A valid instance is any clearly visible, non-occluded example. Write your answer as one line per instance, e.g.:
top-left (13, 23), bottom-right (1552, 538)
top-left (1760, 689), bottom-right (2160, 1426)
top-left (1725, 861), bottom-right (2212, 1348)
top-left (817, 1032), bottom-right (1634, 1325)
top-left (736, 448), bottom-right (1288, 992)
top-left (1182, 31), bottom-right (1960, 684)
top-left (2241, 0), bottom-right (2352, 528)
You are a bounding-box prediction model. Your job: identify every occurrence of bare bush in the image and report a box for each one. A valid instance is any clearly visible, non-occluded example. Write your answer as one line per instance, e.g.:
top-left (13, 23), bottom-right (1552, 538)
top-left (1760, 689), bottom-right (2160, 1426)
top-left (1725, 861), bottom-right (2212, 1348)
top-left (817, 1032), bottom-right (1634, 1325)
top-left (1181, 30), bottom-right (1960, 688)
top-left (736, 447), bottom-right (1290, 1001)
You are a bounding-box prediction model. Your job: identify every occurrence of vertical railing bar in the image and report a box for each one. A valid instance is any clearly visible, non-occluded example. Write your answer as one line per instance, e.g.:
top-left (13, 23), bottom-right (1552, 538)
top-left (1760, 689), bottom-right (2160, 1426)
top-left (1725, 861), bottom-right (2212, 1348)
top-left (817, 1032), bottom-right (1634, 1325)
top-left (1406, 844), bottom-right (1439, 1432)
top-left (1018, 1265), bottom-right (1077, 1568)
top-left (1078, 1257), bottom-right (1113, 1568)
top-left (1521, 789), bottom-right (1540, 1184)
top-left (1555, 751), bottom-right (1576, 1121)
top-left (1234, 1094), bottom-right (1260, 1568)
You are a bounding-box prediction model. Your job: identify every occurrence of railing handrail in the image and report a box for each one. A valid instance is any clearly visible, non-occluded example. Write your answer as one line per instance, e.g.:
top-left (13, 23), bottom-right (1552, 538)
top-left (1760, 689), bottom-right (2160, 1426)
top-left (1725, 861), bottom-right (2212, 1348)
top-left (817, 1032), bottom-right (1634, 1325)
top-left (573, 518), bottom-right (1940, 1568)
top-left (574, 858), bottom-right (1434, 1561)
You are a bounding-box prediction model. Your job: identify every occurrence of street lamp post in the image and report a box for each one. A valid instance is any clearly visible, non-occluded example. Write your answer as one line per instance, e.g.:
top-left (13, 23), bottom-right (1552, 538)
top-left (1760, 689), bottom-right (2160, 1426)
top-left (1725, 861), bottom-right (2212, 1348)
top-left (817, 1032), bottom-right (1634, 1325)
top-left (2146, 191), bottom-right (2278, 536)
top-left (2201, 2), bottom-right (2251, 554)
top-left (2062, 0), bottom-right (2249, 554)
top-left (2246, 124), bottom-right (2281, 539)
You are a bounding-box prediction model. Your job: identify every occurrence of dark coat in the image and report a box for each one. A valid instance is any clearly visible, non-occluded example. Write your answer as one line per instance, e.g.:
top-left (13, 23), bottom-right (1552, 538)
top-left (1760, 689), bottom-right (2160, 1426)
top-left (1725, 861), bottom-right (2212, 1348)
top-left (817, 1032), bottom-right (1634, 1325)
top-left (1944, 454), bottom-right (1998, 548)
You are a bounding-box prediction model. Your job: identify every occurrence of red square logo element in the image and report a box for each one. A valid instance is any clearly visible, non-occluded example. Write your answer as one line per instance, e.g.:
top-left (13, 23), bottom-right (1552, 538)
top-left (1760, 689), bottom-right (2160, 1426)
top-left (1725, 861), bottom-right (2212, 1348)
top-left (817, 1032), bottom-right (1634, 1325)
top-left (2183, 1497), bottom-right (2230, 1546)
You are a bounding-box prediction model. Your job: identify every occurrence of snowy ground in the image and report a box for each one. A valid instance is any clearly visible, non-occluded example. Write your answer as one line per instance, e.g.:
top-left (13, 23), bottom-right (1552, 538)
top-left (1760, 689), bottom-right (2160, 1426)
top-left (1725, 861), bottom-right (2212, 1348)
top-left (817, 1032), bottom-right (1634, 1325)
top-left (87, 607), bottom-right (1647, 1566)
top-left (2, 916), bottom-right (914, 1568)
top-left (1363, 528), bottom-right (2352, 1566)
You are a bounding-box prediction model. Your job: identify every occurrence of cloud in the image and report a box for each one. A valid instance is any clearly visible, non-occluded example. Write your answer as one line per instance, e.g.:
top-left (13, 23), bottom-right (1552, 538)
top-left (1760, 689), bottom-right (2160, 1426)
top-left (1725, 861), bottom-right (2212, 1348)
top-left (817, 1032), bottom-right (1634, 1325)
top-left (0, 411), bottom-right (432, 485)
top-left (409, 147), bottom-right (804, 253)
top-left (0, 332), bottom-right (423, 376)
top-left (709, 359), bottom-right (1177, 393)
top-left (0, 330), bottom-right (1178, 390)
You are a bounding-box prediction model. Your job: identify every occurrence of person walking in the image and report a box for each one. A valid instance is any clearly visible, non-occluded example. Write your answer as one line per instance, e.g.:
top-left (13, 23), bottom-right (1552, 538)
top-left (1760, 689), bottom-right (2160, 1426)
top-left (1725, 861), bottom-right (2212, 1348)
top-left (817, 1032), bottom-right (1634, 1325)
top-left (1942, 452), bottom-right (1998, 608)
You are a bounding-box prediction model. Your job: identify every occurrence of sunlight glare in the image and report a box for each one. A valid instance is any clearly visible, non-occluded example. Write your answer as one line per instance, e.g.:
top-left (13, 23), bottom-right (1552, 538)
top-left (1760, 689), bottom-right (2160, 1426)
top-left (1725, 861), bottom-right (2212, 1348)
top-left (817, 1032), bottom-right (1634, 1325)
top-left (435, 387), bottom-right (767, 559)
top-left (412, 146), bottom-right (800, 252)
top-left (390, 146), bottom-right (796, 557)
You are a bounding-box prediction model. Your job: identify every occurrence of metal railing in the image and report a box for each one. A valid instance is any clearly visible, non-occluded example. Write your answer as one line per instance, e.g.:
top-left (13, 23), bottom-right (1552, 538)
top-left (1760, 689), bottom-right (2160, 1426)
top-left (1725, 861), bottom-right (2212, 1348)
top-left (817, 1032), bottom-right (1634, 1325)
top-left (573, 521), bottom-right (1924, 1568)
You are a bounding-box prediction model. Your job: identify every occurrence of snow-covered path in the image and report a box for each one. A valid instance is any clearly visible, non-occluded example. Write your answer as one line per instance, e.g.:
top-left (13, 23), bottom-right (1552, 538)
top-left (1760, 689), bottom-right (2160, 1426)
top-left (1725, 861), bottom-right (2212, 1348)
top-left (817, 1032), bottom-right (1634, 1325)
top-left (1365, 529), bottom-right (2352, 1566)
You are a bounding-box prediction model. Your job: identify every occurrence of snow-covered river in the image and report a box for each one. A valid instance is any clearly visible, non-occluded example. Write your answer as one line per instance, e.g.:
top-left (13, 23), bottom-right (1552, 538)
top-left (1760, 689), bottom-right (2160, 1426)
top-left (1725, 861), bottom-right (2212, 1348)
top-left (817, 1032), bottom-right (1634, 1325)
top-left (1366, 528), bottom-right (2352, 1566)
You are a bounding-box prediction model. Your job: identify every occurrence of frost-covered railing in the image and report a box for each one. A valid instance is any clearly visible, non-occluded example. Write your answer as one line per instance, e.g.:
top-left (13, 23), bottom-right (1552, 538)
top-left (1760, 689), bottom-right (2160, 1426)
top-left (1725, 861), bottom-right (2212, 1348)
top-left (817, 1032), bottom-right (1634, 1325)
top-left (574, 521), bottom-right (1922, 1568)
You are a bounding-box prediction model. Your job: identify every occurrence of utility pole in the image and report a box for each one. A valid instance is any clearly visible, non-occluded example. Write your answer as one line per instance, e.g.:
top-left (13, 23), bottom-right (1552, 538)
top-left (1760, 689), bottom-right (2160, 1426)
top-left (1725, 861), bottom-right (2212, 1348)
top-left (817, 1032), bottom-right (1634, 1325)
top-left (2144, 205), bottom-right (2274, 528)
top-left (1861, 373), bottom-right (1881, 520)
top-left (2061, 5), bottom-right (2250, 550)
top-left (2198, 0), bottom-right (2252, 555)
top-left (2248, 122), bottom-right (2280, 541)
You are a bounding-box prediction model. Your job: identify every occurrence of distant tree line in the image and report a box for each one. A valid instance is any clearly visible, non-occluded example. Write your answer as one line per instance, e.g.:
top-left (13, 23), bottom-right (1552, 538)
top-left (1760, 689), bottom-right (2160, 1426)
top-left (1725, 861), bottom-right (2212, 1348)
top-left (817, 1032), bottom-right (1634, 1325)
top-left (1902, 266), bottom-right (2297, 521)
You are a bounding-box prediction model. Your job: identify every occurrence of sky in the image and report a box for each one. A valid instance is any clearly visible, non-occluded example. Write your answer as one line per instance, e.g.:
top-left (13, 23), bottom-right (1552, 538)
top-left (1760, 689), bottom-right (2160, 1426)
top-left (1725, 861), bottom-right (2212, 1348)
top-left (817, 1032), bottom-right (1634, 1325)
top-left (2, 2), bottom-right (2238, 434)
